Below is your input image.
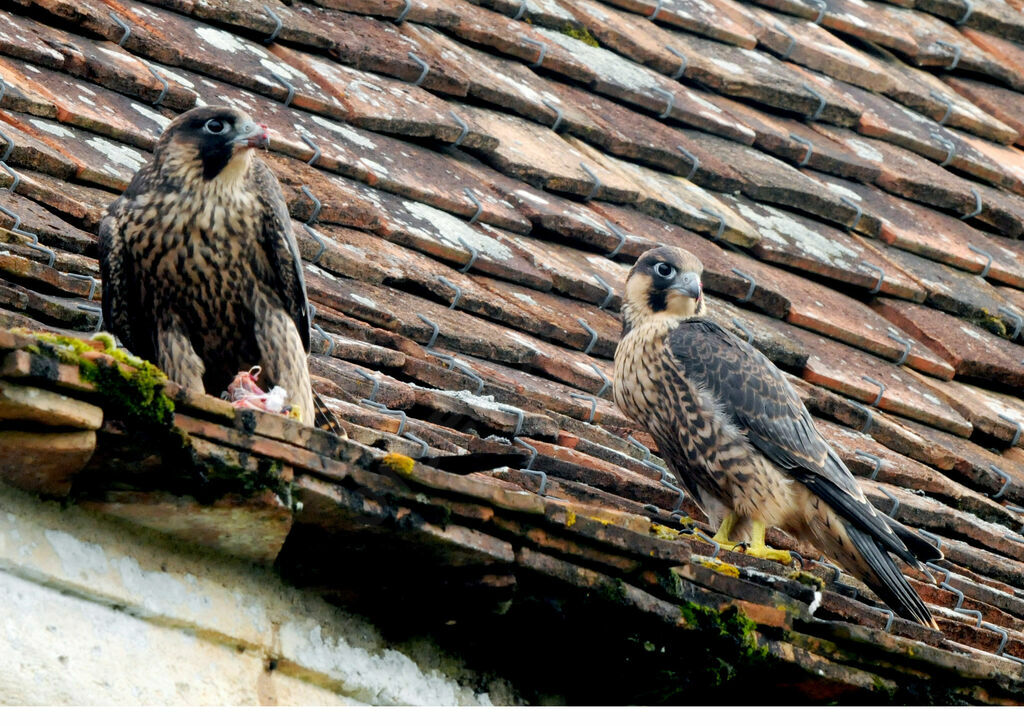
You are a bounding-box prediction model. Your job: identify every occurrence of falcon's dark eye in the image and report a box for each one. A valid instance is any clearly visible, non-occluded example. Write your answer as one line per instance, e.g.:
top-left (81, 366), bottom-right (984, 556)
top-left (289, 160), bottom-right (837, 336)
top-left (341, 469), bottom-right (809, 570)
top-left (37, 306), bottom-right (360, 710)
top-left (204, 119), bottom-right (229, 134)
top-left (653, 262), bottom-right (676, 279)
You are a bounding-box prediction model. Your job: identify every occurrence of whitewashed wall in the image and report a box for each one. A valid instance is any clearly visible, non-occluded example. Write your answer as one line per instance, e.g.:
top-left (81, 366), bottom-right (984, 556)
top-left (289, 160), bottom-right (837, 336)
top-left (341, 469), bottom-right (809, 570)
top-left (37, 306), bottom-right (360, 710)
top-left (0, 484), bottom-right (513, 706)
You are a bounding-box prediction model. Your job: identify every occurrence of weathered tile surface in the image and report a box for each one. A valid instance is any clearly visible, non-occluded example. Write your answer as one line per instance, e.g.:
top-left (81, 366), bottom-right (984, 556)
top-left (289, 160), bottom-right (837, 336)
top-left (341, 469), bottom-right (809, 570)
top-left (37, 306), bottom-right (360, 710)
top-left (4, 0), bottom-right (1024, 701)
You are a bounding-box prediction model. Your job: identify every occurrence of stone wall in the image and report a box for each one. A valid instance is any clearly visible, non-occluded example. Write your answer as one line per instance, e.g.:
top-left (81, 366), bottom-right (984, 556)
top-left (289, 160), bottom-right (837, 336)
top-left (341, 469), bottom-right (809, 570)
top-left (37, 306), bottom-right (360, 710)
top-left (0, 484), bottom-right (512, 706)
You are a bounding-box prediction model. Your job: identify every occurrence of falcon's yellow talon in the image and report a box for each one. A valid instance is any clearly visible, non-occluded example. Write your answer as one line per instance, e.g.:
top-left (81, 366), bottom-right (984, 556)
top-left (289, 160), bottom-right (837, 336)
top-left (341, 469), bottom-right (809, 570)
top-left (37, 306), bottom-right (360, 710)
top-left (381, 452), bottom-right (416, 477)
top-left (742, 521), bottom-right (792, 565)
top-left (711, 512), bottom-right (744, 550)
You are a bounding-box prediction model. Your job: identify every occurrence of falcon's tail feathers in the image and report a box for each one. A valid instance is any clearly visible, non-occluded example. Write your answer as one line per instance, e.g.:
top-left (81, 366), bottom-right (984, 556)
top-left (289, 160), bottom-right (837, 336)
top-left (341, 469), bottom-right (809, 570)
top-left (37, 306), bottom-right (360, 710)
top-left (846, 526), bottom-right (939, 629)
top-left (312, 392), bottom-right (347, 438)
top-left (883, 514), bottom-right (944, 564)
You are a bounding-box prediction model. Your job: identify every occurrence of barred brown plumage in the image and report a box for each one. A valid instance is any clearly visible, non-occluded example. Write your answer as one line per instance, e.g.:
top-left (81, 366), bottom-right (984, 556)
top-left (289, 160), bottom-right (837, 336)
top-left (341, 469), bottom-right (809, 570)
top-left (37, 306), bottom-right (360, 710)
top-left (613, 246), bottom-right (941, 629)
top-left (99, 106), bottom-right (317, 427)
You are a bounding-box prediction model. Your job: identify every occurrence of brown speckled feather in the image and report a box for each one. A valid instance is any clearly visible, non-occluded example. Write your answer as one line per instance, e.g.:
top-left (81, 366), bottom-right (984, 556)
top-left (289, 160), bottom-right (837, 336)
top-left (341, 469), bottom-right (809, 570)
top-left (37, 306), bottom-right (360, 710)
top-left (99, 107), bottom-right (314, 425)
top-left (614, 246), bottom-right (939, 628)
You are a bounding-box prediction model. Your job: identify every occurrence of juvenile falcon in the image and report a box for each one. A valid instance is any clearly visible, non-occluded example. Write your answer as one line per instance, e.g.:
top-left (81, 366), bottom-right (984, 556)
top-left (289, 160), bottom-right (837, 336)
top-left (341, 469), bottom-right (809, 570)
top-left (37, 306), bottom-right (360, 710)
top-left (99, 106), bottom-right (315, 426)
top-left (613, 247), bottom-right (940, 628)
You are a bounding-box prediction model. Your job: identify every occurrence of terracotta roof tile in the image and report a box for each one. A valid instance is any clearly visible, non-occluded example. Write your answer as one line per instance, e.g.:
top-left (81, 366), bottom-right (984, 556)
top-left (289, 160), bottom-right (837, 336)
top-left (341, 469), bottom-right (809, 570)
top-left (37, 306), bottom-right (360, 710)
top-left (550, 83), bottom-right (746, 191)
top-left (945, 76), bottom-right (1024, 144)
top-left (716, 196), bottom-right (922, 299)
top-left (866, 242), bottom-right (1024, 340)
top-left (748, 8), bottom-right (899, 94)
top-left (872, 298), bottom-right (1024, 389)
top-left (710, 101), bottom-right (881, 184)
top-left (599, 0), bottom-right (760, 47)
top-left (5, 0), bottom-right (1024, 701)
top-left (786, 0), bottom-right (920, 55)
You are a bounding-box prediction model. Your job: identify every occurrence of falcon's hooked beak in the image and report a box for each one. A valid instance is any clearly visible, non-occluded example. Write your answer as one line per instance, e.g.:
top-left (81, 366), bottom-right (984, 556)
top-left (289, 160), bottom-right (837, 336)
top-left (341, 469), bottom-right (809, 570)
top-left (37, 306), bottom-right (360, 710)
top-left (232, 121), bottom-right (270, 150)
top-left (669, 271), bottom-right (702, 299)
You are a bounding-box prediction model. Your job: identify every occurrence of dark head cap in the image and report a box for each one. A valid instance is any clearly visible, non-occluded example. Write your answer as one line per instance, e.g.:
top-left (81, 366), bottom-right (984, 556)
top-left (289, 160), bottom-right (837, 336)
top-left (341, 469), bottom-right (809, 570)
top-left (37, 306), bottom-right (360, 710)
top-left (621, 246), bottom-right (705, 331)
top-left (157, 106), bottom-right (270, 180)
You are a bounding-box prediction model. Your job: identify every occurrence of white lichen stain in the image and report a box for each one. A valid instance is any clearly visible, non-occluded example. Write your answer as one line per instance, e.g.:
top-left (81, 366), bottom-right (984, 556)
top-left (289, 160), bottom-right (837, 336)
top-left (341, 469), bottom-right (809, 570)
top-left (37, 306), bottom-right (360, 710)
top-left (844, 137), bottom-right (884, 162)
top-left (350, 294), bottom-right (378, 310)
top-left (28, 118), bottom-right (75, 138)
top-left (130, 103), bottom-right (171, 130)
top-left (85, 137), bottom-right (147, 172)
top-left (194, 26), bottom-right (251, 55)
top-left (309, 115), bottom-right (377, 150)
top-left (734, 202), bottom-right (855, 267)
top-left (401, 200), bottom-right (512, 261)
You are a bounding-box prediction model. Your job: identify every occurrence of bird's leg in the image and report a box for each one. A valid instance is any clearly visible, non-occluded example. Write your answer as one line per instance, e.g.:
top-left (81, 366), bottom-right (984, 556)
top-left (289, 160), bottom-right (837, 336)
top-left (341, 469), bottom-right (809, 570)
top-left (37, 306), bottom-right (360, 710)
top-left (741, 521), bottom-right (792, 564)
top-left (710, 512), bottom-right (746, 550)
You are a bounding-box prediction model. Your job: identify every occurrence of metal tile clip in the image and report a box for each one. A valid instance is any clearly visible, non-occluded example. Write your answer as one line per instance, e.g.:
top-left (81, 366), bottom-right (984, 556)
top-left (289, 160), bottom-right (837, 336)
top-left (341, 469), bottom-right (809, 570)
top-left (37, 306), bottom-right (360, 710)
top-left (666, 46), bottom-right (688, 80)
top-left (542, 100), bottom-right (563, 133)
top-left (861, 375), bottom-right (886, 407)
top-left (730, 268), bottom-right (756, 303)
top-left (676, 145), bottom-right (699, 180)
top-left (858, 261), bottom-right (884, 294)
top-left (262, 4), bottom-right (283, 44)
top-left (855, 450), bottom-right (883, 481)
top-left (407, 52), bottom-right (429, 87)
top-left (577, 317), bottom-right (598, 355)
top-left (887, 330), bottom-right (912, 365)
top-left (520, 36), bottom-right (547, 68)
top-left (789, 133), bottom-right (814, 167)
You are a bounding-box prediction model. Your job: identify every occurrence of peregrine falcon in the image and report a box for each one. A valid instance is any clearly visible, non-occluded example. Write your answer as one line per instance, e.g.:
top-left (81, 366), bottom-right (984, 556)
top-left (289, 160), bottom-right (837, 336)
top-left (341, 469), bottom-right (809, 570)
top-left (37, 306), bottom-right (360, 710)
top-left (99, 106), bottom-right (315, 426)
top-left (613, 246), bottom-right (940, 628)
